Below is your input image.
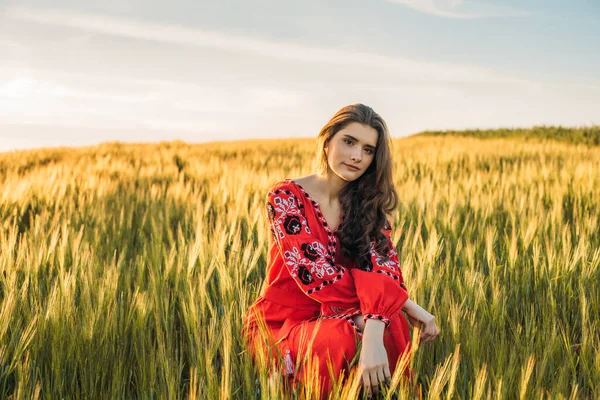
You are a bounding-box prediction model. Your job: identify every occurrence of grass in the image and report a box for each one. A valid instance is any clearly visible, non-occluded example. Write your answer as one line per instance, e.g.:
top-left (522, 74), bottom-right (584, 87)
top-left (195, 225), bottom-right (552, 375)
top-left (0, 134), bottom-right (598, 398)
top-left (416, 125), bottom-right (600, 146)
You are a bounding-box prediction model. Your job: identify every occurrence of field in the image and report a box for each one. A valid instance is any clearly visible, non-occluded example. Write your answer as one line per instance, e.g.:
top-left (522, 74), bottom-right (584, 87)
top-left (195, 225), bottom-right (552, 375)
top-left (0, 132), bottom-right (599, 399)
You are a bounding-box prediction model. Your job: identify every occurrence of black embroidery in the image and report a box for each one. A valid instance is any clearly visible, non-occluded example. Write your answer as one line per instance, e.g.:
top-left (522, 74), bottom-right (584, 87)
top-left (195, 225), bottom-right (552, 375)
top-left (301, 242), bottom-right (319, 261)
top-left (298, 265), bottom-right (314, 285)
top-left (283, 215), bottom-right (302, 234)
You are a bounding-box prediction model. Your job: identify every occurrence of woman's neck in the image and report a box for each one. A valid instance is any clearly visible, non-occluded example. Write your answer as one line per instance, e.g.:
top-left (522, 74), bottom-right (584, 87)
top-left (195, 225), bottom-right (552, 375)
top-left (312, 172), bottom-right (347, 207)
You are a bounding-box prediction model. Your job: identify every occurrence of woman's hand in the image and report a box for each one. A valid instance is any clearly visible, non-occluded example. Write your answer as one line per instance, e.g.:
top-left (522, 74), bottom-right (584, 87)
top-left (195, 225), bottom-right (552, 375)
top-left (358, 319), bottom-right (390, 396)
top-left (402, 299), bottom-right (439, 345)
top-left (407, 314), bottom-right (439, 344)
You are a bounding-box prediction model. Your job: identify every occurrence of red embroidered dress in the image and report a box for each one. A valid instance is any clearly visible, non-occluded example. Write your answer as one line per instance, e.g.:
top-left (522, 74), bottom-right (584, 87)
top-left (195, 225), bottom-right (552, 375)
top-left (243, 178), bottom-right (411, 397)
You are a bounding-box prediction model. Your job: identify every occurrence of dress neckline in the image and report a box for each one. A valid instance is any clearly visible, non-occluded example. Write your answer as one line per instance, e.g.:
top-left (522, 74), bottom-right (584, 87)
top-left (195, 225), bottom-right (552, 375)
top-left (285, 178), bottom-right (345, 234)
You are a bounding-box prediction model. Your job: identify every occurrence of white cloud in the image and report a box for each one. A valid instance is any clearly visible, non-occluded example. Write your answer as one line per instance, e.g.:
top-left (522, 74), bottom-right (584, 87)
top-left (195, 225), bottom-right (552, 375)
top-left (386, 0), bottom-right (533, 19)
top-left (0, 76), bottom-right (157, 103)
top-left (0, 6), bottom-right (597, 153)
top-left (0, 74), bottom-right (308, 136)
top-left (3, 6), bottom-right (536, 86)
top-left (0, 35), bottom-right (32, 59)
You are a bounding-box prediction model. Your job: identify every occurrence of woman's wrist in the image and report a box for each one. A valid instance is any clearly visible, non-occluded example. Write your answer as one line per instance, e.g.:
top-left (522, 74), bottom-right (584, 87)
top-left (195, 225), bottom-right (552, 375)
top-left (363, 319), bottom-right (385, 339)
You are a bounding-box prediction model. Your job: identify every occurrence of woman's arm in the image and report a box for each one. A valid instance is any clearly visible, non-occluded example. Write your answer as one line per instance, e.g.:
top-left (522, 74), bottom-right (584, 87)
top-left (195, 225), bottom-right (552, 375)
top-left (358, 319), bottom-right (389, 396)
top-left (350, 219), bottom-right (439, 394)
top-left (402, 298), bottom-right (439, 344)
top-left (348, 218), bottom-right (409, 327)
top-left (355, 298), bottom-right (439, 395)
top-left (352, 299), bottom-right (439, 342)
top-left (353, 297), bottom-right (439, 344)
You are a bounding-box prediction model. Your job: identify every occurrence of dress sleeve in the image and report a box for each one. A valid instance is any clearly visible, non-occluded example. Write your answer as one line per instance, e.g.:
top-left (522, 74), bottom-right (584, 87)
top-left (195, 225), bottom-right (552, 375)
top-left (266, 187), bottom-right (357, 306)
top-left (348, 219), bottom-right (409, 327)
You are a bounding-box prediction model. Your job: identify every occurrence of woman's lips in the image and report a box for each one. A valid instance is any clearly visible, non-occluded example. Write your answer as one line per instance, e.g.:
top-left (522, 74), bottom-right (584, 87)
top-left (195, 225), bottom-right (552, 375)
top-left (344, 163), bottom-right (360, 171)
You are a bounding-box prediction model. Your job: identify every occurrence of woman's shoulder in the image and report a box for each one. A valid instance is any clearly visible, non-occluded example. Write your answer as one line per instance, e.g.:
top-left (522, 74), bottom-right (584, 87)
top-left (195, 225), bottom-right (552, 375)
top-left (267, 175), bottom-right (314, 196)
top-left (267, 178), bottom-right (295, 194)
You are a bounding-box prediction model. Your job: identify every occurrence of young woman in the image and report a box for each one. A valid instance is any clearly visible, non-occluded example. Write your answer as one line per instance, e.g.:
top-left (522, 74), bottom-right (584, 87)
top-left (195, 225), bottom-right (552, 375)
top-left (242, 104), bottom-right (439, 398)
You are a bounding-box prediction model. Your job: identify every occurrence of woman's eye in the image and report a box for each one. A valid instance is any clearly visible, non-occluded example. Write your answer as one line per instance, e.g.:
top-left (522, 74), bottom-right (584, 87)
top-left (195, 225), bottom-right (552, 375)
top-left (344, 139), bottom-right (373, 154)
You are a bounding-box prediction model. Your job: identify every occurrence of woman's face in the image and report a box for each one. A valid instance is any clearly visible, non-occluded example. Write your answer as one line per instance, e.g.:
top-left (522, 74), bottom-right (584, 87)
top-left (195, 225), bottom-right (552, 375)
top-left (325, 122), bottom-right (378, 181)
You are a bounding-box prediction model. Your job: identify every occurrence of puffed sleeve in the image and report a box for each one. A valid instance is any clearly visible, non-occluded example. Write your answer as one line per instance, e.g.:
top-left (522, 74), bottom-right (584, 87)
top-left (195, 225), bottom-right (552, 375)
top-left (266, 187), bottom-right (358, 306)
top-left (348, 219), bottom-right (409, 327)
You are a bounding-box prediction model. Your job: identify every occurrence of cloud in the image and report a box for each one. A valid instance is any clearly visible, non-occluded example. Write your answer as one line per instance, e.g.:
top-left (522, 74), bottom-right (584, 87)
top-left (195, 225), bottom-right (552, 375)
top-left (3, 6), bottom-right (536, 87)
top-left (0, 76), bottom-right (157, 103)
top-left (386, 0), bottom-right (533, 19)
top-left (2, 5), bottom-right (596, 152)
top-left (0, 35), bottom-right (31, 58)
top-left (0, 73), bottom-right (308, 133)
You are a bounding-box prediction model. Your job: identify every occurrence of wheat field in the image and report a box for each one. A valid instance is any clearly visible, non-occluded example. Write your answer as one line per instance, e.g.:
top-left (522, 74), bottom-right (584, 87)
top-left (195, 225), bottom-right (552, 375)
top-left (0, 135), bottom-right (598, 399)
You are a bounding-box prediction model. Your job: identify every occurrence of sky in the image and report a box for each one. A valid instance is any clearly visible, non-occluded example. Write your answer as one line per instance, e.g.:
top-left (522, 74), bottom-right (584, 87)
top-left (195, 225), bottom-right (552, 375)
top-left (0, 0), bottom-right (599, 152)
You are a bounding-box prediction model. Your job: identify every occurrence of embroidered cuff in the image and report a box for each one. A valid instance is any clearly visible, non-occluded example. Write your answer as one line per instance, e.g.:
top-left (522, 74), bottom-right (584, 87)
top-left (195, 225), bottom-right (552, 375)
top-left (363, 313), bottom-right (391, 328)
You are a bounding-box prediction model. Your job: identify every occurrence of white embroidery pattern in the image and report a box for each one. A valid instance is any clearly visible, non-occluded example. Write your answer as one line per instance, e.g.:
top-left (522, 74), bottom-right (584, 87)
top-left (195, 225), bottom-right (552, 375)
top-left (270, 191), bottom-right (311, 239)
top-left (369, 240), bottom-right (398, 272)
top-left (282, 241), bottom-right (338, 279)
top-left (268, 185), bottom-right (346, 294)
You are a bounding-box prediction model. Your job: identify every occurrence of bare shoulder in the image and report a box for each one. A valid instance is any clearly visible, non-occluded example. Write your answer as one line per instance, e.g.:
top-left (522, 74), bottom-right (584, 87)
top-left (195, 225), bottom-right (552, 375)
top-left (290, 174), bottom-right (316, 188)
top-left (289, 175), bottom-right (322, 198)
top-left (269, 175), bottom-right (313, 195)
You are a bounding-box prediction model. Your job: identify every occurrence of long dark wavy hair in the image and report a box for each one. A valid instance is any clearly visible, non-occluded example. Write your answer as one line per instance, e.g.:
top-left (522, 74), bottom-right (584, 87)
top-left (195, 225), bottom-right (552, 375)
top-left (314, 103), bottom-right (399, 271)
